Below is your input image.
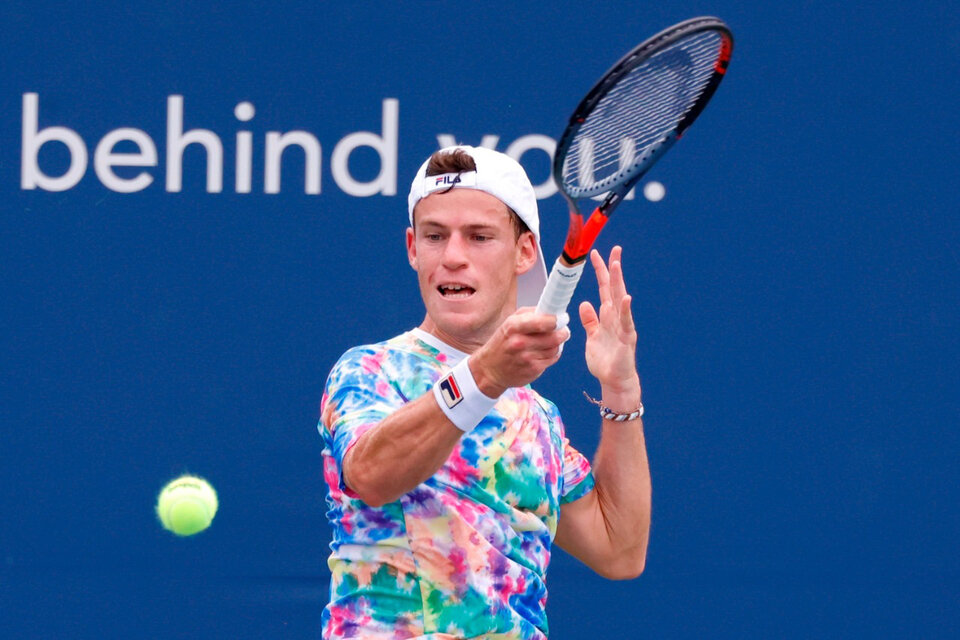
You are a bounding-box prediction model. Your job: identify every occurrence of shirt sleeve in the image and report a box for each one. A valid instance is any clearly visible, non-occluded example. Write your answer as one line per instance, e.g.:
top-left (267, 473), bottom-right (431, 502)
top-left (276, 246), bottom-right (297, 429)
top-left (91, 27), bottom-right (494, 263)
top-left (532, 391), bottom-right (596, 504)
top-left (319, 346), bottom-right (408, 494)
top-left (559, 436), bottom-right (595, 504)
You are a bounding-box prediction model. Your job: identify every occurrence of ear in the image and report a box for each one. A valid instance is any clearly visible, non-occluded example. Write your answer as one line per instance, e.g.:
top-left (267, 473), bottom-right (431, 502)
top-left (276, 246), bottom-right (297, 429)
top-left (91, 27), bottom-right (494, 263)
top-left (515, 230), bottom-right (538, 275)
top-left (406, 227), bottom-right (418, 271)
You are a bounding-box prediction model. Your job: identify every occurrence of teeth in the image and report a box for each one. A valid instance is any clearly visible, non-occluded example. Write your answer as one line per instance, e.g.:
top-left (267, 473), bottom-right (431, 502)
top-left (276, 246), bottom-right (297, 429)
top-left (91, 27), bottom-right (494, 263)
top-left (440, 284), bottom-right (472, 296)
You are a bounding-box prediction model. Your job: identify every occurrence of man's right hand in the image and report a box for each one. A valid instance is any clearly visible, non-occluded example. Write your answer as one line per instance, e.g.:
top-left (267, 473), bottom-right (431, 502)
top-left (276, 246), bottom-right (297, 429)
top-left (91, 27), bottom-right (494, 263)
top-left (469, 308), bottom-right (571, 397)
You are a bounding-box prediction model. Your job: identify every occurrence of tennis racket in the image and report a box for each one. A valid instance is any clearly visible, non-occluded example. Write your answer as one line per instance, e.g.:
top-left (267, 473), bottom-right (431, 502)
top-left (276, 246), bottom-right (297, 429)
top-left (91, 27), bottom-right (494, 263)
top-left (536, 16), bottom-right (734, 319)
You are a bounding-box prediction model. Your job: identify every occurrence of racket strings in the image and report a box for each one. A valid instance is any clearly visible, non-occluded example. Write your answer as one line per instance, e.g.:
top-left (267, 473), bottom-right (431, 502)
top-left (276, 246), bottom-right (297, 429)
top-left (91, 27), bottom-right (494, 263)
top-left (563, 31), bottom-right (722, 196)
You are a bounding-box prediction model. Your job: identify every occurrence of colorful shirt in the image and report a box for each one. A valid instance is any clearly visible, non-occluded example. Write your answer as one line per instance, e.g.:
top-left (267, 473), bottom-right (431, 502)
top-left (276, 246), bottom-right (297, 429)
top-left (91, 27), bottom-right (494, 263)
top-left (318, 329), bottom-right (594, 639)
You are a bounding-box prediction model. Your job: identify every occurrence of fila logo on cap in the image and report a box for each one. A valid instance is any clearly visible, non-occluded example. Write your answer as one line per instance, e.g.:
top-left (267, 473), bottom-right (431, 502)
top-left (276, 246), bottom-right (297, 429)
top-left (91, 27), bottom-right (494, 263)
top-left (424, 171), bottom-right (477, 195)
top-left (438, 372), bottom-right (463, 408)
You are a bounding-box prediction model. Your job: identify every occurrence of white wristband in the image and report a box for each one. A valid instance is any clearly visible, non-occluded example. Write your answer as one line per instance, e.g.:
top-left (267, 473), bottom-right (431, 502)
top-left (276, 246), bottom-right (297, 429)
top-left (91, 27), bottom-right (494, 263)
top-left (433, 357), bottom-right (499, 432)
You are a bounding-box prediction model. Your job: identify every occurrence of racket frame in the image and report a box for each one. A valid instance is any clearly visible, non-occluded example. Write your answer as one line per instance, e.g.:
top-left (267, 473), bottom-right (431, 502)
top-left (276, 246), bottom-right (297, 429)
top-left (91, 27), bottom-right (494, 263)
top-left (536, 16), bottom-right (733, 317)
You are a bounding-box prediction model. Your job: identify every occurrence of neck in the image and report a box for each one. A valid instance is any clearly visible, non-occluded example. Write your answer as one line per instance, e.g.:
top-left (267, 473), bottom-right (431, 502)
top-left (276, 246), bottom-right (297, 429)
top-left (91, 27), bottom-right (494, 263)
top-left (417, 317), bottom-right (492, 354)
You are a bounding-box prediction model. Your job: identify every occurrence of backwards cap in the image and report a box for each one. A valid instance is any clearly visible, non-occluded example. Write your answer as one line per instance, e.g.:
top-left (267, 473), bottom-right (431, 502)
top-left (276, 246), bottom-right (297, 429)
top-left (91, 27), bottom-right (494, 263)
top-left (407, 145), bottom-right (547, 309)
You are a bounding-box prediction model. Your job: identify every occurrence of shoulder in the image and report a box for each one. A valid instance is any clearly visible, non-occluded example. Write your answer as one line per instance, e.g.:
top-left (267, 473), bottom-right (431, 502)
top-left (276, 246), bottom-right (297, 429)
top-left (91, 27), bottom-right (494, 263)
top-left (330, 331), bottom-right (415, 365)
top-left (326, 331), bottom-right (441, 382)
top-left (327, 340), bottom-right (388, 375)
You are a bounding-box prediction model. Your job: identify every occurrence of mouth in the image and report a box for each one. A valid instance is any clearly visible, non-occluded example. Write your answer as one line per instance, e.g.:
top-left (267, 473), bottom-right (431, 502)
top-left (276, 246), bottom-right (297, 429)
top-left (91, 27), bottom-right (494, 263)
top-left (437, 283), bottom-right (476, 299)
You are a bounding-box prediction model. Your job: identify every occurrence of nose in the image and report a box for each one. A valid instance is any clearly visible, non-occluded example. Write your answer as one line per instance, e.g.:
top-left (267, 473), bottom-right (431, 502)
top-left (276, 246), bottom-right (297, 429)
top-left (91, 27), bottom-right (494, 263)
top-left (441, 232), bottom-right (469, 269)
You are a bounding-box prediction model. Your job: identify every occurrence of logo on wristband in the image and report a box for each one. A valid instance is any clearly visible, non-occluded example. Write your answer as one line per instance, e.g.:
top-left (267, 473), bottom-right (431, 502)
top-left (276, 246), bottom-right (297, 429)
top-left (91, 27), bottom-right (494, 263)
top-left (438, 373), bottom-right (463, 408)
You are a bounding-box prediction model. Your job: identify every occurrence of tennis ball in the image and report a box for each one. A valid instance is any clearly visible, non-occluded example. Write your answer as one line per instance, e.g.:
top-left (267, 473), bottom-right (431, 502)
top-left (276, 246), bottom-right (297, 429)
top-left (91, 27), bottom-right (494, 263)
top-left (156, 475), bottom-right (218, 536)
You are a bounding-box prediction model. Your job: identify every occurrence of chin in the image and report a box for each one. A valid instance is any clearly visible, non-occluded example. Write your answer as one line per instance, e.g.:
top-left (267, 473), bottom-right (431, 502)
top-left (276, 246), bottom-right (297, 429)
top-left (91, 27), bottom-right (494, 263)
top-left (423, 290), bottom-right (512, 341)
top-left (429, 308), bottom-right (495, 340)
top-left (434, 313), bottom-right (485, 337)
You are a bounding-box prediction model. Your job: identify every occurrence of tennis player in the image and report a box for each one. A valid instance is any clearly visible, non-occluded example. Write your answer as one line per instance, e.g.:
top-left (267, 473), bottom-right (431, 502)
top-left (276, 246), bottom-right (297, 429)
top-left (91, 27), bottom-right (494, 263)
top-left (319, 145), bottom-right (651, 639)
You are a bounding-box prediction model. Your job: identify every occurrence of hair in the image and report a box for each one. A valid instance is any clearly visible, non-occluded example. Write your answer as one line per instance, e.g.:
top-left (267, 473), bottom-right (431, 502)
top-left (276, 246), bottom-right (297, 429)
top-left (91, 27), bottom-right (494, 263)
top-left (424, 147), bottom-right (477, 176)
top-left (420, 148), bottom-right (531, 239)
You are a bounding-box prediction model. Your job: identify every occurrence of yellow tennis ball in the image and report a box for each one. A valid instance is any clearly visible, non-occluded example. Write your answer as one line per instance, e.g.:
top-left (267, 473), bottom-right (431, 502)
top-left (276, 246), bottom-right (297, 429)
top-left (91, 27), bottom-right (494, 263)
top-left (156, 475), bottom-right (218, 536)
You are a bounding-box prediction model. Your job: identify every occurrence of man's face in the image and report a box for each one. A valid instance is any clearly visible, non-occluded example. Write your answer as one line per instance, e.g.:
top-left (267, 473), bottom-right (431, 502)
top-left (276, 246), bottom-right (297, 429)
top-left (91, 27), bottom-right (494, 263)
top-left (407, 188), bottom-right (537, 350)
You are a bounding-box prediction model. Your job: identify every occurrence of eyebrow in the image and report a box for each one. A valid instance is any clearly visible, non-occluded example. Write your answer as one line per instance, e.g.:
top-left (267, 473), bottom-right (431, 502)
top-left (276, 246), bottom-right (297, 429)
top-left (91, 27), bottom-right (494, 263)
top-left (418, 221), bottom-right (501, 233)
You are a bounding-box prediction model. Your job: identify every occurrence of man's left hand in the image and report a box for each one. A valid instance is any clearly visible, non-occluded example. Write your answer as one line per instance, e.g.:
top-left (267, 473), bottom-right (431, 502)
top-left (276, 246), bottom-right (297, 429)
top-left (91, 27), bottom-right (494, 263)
top-left (578, 246), bottom-right (642, 406)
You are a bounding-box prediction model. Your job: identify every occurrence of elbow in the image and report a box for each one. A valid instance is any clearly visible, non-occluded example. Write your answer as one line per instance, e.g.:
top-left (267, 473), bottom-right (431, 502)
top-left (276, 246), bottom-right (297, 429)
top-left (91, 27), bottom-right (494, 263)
top-left (620, 555), bottom-right (647, 580)
top-left (601, 561), bottom-right (645, 581)
top-left (343, 448), bottom-right (402, 507)
top-left (354, 489), bottom-right (392, 508)
top-left (595, 549), bottom-right (647, 581)
top-left (343, 467), bottom-right (396, 508)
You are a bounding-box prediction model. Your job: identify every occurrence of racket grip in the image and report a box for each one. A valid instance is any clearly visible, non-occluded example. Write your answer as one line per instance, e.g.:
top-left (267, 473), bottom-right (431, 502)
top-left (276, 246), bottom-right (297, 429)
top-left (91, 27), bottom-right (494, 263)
top-left (536, 259), bottom-right (586, 318)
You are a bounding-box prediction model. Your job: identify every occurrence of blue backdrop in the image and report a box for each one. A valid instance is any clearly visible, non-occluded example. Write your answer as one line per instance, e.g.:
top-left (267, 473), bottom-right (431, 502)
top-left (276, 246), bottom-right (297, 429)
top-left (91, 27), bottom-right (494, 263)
top-left (2, 1), bottom-right (958, 638)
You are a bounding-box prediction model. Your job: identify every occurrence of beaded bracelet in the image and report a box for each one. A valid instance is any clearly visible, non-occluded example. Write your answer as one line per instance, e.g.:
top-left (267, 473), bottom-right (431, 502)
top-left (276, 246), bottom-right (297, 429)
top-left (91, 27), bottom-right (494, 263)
top-left (583, 392), bottom-right (644, 422)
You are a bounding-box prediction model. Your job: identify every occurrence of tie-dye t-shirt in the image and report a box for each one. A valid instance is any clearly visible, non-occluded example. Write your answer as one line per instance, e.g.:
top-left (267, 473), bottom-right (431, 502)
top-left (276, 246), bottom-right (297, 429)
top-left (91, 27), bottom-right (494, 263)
top-left (318, 329), bottom-right (594, 639)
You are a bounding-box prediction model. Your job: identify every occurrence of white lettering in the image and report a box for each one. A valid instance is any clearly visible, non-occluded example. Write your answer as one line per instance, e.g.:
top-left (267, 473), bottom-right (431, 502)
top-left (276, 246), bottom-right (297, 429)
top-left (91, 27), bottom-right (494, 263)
top-left (265, 131), bottom-right (322, 194)
top-left (331, 98), bottom-right (399, 197)
top-left (93, 128), bottom-right (158, 193)
top-left (19, 94), bottom-right (647, 201)
top-left (235, 102), bottom-right (255, 194)
top-left (436, 134), bottom-right (500, 150)
top-left (505, 134), bottom-right (557, 199)
top-left (236, 131), bottom-right (253, 193)
top-left (20, 93), bottom-right (88, 191)
top-left (166, 95), bottom-right (223, 193)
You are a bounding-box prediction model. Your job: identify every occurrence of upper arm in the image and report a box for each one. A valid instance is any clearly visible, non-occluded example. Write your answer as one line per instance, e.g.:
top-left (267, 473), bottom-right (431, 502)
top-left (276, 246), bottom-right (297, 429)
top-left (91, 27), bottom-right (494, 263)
top-left (541, 394), bottom-right (648, 579)
top-left (555, 488), bottom-right (646, 580)
top-left (555, 489), bottom-right (612, 576)
top-left (321, 348), bottom-right (403, 493)
top-left (551, 421), bottom-right (625, 577)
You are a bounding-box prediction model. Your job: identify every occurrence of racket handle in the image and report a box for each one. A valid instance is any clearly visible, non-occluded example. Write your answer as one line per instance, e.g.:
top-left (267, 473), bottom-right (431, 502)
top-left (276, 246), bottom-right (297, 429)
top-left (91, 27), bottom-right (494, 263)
top-left (536, 259), bottom-right (586, 318)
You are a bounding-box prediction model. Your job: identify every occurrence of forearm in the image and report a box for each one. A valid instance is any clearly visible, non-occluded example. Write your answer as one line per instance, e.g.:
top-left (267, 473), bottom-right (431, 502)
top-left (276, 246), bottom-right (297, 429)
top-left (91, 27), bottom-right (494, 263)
top-left (591, 380), bottom-right (651, 566)
top-left (343, 392), bottom-right (464, 507)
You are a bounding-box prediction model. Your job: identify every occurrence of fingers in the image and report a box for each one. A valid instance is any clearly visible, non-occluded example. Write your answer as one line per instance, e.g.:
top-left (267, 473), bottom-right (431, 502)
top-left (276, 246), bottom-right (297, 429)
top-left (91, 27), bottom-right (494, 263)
top-left (579, 300), bottom-right (599, 336)
top-left (500, 309), bottom-right (570, 359)
top-left (608, 247), bottom-right (628, 304)
top-left (513, 307), bottom-right (563, 334)
top-left (582, 294), bottom-right (635, 342)
top-left (474, 323), bottom-right (567, 392)
top-left (591, 246), bottom-right (631, 316)
top-left (590, 249), bottom-right (613, 309)
top-left (619, 294), bottom-right (636, 336)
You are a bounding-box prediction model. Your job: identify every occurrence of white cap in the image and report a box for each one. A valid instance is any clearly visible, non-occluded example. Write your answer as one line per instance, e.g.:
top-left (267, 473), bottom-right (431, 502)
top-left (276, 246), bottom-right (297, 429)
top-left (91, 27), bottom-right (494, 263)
top-left (407, 145), bottom-right (547, 309)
